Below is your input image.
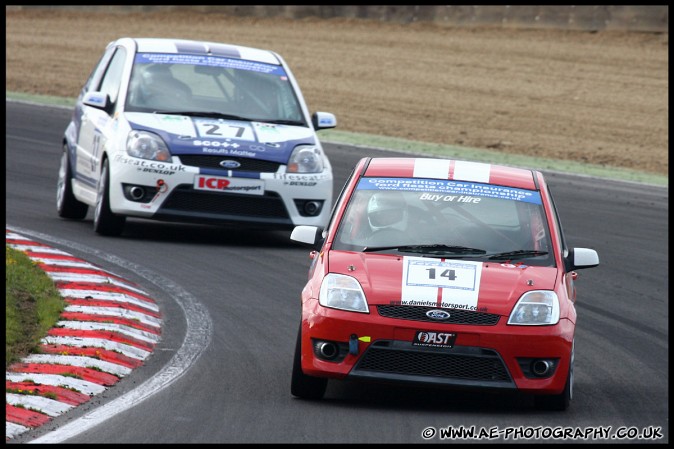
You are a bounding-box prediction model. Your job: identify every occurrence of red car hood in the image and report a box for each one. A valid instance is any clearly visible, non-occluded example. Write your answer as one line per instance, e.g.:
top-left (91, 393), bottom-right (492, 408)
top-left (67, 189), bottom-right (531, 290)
top-left (328, 251), bottom-right (558, 316)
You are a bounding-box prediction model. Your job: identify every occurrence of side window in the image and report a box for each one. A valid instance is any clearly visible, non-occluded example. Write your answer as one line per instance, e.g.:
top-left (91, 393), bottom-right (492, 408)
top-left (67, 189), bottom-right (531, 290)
top-left (545, 187), bottom-right (568, 256)
top-left (98, 48), bottom-right (127, 107)
top-left (81, 48), bottom-right (115, 95)
top-left (326, 167), bottom-right (358, 237)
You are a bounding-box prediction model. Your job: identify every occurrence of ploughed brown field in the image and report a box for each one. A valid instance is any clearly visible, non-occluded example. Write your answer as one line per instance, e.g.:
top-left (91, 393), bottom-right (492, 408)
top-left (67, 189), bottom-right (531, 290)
top-left (5, 8), bottom-right (669, 176)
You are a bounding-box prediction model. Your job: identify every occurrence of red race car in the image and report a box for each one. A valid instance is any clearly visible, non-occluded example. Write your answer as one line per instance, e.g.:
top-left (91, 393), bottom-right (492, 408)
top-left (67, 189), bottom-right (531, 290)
top-left (290, 157), bottom-right (599, 410)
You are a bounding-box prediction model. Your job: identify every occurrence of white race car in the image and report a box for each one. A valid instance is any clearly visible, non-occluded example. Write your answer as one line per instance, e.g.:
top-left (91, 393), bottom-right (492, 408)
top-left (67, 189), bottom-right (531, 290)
top-left (58, 37), bottom-right (336, 235)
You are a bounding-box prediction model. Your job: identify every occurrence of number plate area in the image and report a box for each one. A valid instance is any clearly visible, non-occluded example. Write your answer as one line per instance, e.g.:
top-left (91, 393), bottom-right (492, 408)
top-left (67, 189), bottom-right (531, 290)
top-left (194, 175), bottom-right (265, 195)
top-left (412, 330), bottom-right (457, 348)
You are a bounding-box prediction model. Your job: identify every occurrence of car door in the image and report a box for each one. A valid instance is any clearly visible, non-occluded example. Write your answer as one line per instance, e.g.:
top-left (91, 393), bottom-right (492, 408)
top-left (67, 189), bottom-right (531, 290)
top-left (76, 46), bottom-right (127, 191)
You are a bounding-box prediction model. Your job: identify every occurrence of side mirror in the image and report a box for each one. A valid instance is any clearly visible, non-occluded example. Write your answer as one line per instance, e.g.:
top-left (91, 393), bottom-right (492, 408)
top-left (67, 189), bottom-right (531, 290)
top-left (311, 112), bottom-right (337, 130)
top-left (83, 91), bottom-right (112, 114)
top-left (291, 225), bottom-right (324, 249)
top-left (567, 248), bottom-right (599, 271)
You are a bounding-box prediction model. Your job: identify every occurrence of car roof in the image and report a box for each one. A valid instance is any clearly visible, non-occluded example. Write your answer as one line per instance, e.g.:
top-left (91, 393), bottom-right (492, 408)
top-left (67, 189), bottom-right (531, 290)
top-left (363, 157), bottom-right (539, 190)
top-left (126, 37), bottom-right (281, 65)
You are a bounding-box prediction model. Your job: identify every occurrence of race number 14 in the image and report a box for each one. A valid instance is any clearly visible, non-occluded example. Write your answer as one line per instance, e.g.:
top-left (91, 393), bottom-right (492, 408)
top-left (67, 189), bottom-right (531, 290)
top-left (404, 258), bottom-right (479, 290)
top-left (426, 268), bottom-right (456, 281)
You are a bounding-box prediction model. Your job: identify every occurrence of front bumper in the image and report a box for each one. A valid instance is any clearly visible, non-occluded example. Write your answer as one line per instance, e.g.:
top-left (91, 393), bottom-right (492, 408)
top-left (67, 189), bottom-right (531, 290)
top-left (300, 301), bottom-right (574, 394)
top-left (107, 153), bottom-right (332, 228)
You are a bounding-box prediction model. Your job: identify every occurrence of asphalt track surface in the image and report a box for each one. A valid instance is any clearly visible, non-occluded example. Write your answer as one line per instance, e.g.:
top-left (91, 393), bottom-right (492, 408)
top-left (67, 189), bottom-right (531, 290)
top-left (5, 101), bottom-right (669, 444)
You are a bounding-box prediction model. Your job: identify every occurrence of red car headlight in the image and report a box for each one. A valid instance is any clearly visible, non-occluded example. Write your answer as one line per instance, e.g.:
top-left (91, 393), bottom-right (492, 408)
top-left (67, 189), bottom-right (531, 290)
top-left (508, 290), bottom-right (560, 325)
top-left (319, 273), bottom-right (369, 313)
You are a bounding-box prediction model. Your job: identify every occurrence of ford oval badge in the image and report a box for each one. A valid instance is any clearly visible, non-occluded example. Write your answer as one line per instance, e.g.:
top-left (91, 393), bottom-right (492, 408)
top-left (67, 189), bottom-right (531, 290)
top-left (219, 160), bottom-right (241, 169)
top-left (426, 309), bottom-right (451, 320)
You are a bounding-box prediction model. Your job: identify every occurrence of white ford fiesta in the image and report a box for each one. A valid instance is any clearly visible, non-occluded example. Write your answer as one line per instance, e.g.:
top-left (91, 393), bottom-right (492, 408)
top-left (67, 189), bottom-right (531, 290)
top-left (58, 37), bottom-right (337, 236)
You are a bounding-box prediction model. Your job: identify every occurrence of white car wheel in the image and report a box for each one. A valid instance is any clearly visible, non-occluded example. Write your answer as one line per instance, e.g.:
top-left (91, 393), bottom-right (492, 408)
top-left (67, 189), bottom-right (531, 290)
top-left (290, 325), bottom-right (327, 400)
top-left (56, 145), bottom-right (88, 219)
top-left (93, 158), bottom-right (125, 236)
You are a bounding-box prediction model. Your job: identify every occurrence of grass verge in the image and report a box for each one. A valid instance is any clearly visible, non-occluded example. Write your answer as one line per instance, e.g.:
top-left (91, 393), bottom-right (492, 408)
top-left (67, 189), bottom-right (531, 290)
top-left (5, 245), bottom-right (65, 367)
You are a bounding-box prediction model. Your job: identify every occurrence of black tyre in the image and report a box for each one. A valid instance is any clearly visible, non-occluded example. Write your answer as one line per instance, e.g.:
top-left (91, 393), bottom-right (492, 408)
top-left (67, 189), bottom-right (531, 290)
top-left (93, 158), bottom-right (126, 236)
top-left (291, 326), bottom-right (327, 400)
top-left (56, 145), bottom-right (88, 219)
top-left (535, 340), bottom-right (573, 411)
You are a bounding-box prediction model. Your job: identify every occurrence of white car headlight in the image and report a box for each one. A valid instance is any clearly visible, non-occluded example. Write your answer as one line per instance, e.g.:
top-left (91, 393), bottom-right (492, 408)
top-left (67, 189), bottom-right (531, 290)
top-left (126, 130), bottom-right (171, 161)
top-left (288, 145), bottom-right (324, 173)
top-left (507, 290), bottom-right (560, 325)
top-left (319, 273), bottom-right (369, 313)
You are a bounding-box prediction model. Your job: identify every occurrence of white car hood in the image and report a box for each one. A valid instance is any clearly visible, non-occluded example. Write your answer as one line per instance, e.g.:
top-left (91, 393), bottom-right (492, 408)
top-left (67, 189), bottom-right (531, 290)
top-left (125, 112), bottom-right (317, 163)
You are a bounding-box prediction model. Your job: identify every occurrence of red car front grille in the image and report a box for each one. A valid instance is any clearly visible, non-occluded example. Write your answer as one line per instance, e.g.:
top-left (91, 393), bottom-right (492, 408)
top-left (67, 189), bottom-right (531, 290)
top-left (377, 305), bottom-right (500, 326)
top-left (352, 342), bottom-right (512, 385)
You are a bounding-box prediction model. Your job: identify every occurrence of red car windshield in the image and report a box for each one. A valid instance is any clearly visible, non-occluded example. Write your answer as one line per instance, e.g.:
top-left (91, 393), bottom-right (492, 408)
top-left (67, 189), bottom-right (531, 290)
top-left (333, 177), bottom-right (553, 265)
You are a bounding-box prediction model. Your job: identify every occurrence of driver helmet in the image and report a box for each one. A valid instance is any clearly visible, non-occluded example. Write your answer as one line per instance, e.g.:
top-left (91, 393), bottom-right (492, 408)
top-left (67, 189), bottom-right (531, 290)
top-left (138, 64), bottom-right (190, 98)
top-left (367, 191), bottom-right (408, 232)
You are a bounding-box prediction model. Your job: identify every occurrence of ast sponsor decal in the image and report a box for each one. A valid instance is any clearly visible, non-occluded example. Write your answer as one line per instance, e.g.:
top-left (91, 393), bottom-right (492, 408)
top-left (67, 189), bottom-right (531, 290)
top-left (194, 175), bottom-right (264, 195)
top-left (401, 256), bottom-right (483, 310)
top-left (413, 331), bottom-right (457, 348)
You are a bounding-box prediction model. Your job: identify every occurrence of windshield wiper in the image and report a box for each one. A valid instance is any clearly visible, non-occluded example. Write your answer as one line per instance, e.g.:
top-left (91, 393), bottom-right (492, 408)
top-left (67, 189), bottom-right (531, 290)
top-left (487, 250), bottom-right (549, 260)
top-left (363, 244), bottom-right (487, 255)
top-left (154, 111), bottom-right (254, 121)
top-left (262, 119), bottom-right (306, 126)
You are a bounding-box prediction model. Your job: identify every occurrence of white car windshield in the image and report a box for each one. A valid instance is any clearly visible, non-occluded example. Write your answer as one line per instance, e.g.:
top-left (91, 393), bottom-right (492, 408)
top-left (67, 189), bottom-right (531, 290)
top-left (333, 177), bottom-right (554, 265)
top-left (125, 52), bottom-right (305, 124)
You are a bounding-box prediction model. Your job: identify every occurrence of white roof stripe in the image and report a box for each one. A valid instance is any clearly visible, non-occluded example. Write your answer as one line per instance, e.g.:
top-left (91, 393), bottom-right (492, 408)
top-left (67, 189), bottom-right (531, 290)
top-left (413, 158), bottom-right (451, 179)
top-left (55, 321), bottom-right (161, 344)
top-left (5, 372), bottom-right (106, 395)
top-left (136, 39), bottom-right (179, 53)
top-left (63, 305), bottom-right (162, 327)
top-left (22, 354), bottom-right (132, 377)
top-left (41, 336), bottom-right (151, 360)
top-left (134, 38), bottom-right (280, 65)
top-left (453, 160), bottom-right (492, 183)
top-left (237, 46), bottom-right (280, 64)
top-left (6, 393), bottom-right (74, 417)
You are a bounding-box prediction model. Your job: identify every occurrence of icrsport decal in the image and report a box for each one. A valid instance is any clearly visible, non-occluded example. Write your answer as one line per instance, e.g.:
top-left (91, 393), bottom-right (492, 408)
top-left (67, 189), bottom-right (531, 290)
top-left (193, 175), bottom-right (265, 195)
top-left (400, 256), bottom-right (484, 311)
